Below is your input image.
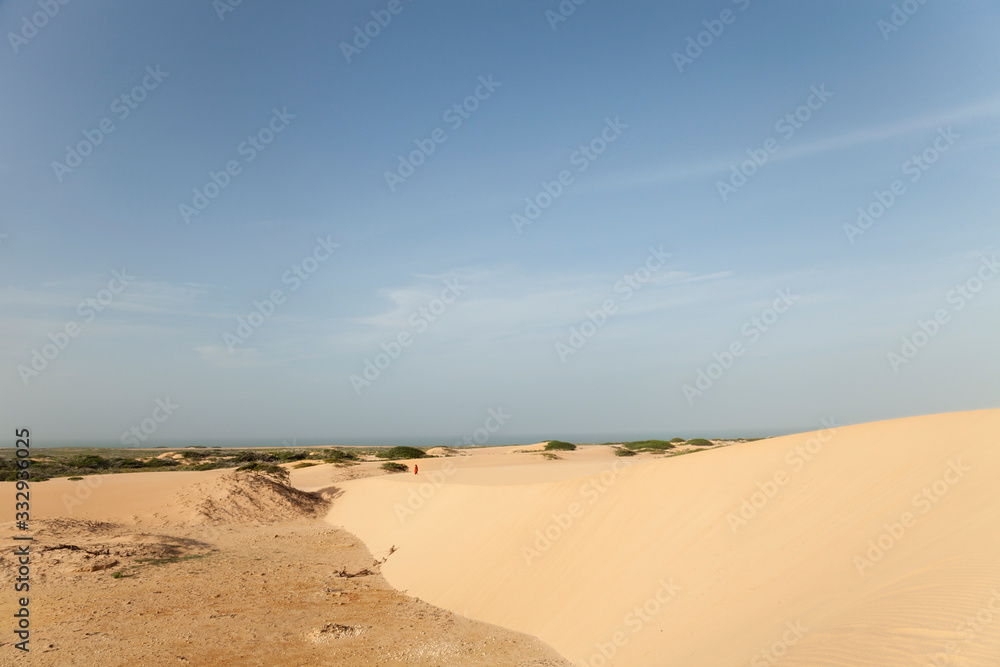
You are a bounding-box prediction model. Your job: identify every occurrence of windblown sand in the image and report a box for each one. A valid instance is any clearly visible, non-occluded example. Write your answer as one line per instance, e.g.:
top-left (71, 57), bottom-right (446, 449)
top-left (327, 410), bottom-right (1000, 665)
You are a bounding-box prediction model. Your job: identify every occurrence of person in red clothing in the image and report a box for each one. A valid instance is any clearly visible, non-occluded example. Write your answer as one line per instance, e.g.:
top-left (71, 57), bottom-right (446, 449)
top-left (414, 464), bottom-right (418, 475)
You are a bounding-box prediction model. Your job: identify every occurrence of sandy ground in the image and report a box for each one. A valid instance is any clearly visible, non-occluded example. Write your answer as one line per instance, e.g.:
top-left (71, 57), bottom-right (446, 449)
top-left (0, 461), bottom-right (569, 665)
top-left (5, 411), bottom-right (999, 665)
top-left (327, 410), bottom-right (1000, 666)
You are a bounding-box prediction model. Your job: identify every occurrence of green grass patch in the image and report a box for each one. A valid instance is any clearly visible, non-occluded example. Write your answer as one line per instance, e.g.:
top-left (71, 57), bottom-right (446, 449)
top-left (380, 462), bottom-right (409, 473)
top-left (685, 438), bottom-right (714, 447)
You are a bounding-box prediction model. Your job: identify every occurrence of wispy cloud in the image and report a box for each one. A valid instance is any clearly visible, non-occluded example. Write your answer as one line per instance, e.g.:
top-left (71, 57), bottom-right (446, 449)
top-left (602, 96), bottom-right (1000, 191)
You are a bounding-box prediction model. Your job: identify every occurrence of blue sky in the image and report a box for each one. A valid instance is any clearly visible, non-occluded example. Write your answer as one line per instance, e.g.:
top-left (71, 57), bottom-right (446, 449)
top-left (2, 0), bottom-right (999, 446)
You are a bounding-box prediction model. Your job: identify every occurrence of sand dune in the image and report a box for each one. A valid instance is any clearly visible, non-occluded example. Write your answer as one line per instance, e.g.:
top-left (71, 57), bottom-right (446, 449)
top-left (326, 409), bottom-right (1000, 665)
top-left (1, 463), bottom-right (570, 665)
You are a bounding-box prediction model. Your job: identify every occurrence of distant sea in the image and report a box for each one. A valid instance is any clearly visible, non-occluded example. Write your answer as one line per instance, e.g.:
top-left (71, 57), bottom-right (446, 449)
top-left (9, 430), bottom-right (782, 450)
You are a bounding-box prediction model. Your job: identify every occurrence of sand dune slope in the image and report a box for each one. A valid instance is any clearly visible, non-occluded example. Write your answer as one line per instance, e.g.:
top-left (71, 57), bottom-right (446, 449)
top-left (326, 410), bottom-right (1000, 666)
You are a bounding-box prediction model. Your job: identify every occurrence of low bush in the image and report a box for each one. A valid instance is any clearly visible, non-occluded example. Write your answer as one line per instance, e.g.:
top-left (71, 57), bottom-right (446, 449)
top-left (67, 455), bottom-right (112, 469)
top-left (543, 441), bottom-right (576, 451)
top-left (622, 440), bottom-right (674, 452)
top-left (613, 447), bottom-right (637, 457)
top-left (323, 449), bottom-right (359, 463)
top-left (380, 462), bottom-right (409, 473)
top-left (686, 438), bottom-right (714, 447)
top-left (376, 447), bottom-right (428, 460)
top-left (235, 462), bottom-right (289, 483)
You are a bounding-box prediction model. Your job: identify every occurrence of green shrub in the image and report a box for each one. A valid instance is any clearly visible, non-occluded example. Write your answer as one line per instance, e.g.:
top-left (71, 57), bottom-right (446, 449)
top-left (543, 441), bottom-right (576, 451)
top-left (272, 450), bottom-right (308, 462)
top-left (380, 462), bottom-right (409, 473)
top-left (232, 450), bottom-right (278, 463)
top-left (111, 458), bottom-right (149, 468)
top-left (323, 449), bottom-right (358, 463)
top-left (67, 455), bottom-right (111, 469)
top-left (293, 461), bottom-right (318, 469)
top-left (622, 440), bottom-right (674, 452)
top-left (376, 446), bottom-right (428, 460)
top-left (68, 476), bottom-right (84, 481)
top-left (669, 437), bottom-right (685, 443)
top-left (613, 448), bottom-right (637, 457)
top-left (686, 438), bottom-right (713, 447)
top-left (235, 462), bottom-right (289, 483)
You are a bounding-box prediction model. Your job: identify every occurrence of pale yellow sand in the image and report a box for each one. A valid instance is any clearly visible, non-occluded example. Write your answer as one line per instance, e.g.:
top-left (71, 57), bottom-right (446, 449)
top-left (326, 410), bottom-right (1000, 666)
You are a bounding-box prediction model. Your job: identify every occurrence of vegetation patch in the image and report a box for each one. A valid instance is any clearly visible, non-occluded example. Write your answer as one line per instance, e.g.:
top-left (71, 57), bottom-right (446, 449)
top-left (622, 440), bottom-right (675, 452)
top-left (613, 447), bottom-right (637, 457)
top-left (380, 462), bottom-right (409, 473)
top-left (235, 462), bottom-right (290, 483)
top-left (686, 438), bottom-right (714, 447)
top-left (376, 446), bottom-right (428, 460)
top-left (543, 441), bottom-right (576, 451)
top-left (135, 554), bottom-right (209, 567)
top-left (323, 449), bottom-right (359, 464)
